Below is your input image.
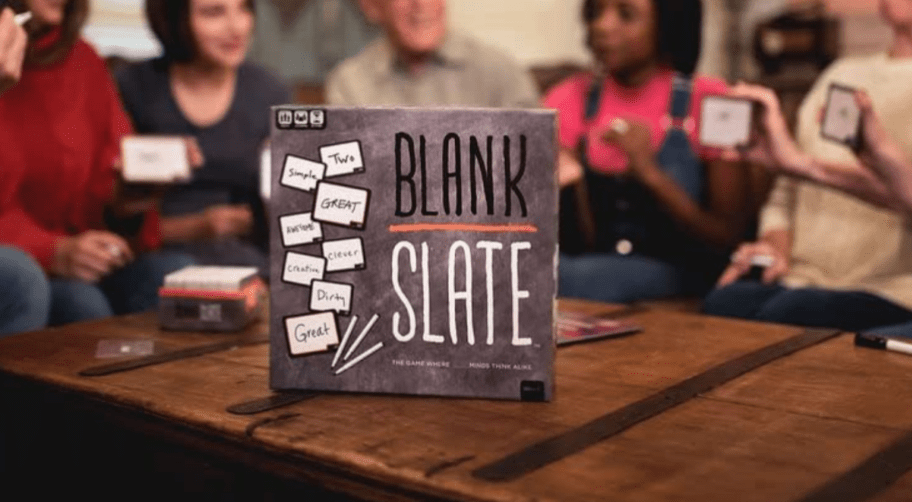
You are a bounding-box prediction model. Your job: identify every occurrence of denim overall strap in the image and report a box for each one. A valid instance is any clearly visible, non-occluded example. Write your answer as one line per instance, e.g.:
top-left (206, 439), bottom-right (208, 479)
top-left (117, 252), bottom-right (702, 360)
top-left (656, 73), bottom-right (704, 202)
top-left (577, 77), bottom-right (639, 253)
top-left (584, 78), bottom-right (602, 120)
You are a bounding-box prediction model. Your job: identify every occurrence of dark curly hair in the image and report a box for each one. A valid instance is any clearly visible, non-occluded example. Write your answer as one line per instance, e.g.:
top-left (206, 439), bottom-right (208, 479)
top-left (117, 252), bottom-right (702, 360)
top-left (582, 0), bottom-right (703, 75)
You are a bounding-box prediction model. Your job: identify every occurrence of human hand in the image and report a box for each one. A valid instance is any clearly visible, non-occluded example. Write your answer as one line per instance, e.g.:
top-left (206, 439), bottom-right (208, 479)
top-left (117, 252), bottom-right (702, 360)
top-left (52, 231), bottom-right (134, 282)
top-left (109, 136), bottom-right (205, 216)
top-left (184, 136), bottom-right (205, 170)
top-left (0, 7), bottom-right (27, 96)
top-left (557, 149), bottom-right (584, 188)
top-left (716, 240), bottom-right (789, 287)
top-left (205, 204), bottom-right (253, 238)
top-left (601, 118), bottom-right (656, 179)
top-left (853, 90), bottom-right (908, 180)
top-left (719, 83), bottom-right (806, 175)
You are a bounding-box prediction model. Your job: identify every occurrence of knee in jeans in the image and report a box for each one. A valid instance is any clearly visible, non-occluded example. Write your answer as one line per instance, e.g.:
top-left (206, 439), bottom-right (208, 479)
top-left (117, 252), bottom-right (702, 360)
top-left (7, 255), bottom-right (50, 320)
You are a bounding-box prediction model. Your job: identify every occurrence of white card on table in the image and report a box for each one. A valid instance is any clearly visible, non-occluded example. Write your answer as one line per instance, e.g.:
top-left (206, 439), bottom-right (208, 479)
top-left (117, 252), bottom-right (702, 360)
top-left (699, 96), bottom-right (753, 148)
top-left (312, 182), bottom-right (370, 229)
top-left (284, 312), bottom-right (339, 356)
top-left (121, 136), bottom-right (191, 183)
top-left (822, 84), bottom-right (861, 145)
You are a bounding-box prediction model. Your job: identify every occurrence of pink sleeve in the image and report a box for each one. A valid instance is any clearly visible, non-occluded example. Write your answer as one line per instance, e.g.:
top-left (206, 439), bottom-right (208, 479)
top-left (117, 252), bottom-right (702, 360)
top-left (542, 75), bottom-right (589, 151)
top-left (690, 76), bottom-right (730, 161)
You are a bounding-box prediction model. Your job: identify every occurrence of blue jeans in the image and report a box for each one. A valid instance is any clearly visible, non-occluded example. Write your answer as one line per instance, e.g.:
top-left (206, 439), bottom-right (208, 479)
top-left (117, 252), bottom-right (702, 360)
top-left (49, 251), bottom-right (195, 326)
top-left (865, 321), bottom-right (912, 338)
top-left (702, 281), bottom-right (912, 332)
top-left (559, 252), bottom-right (712, 303)
top-left (0, 246), bottom-right (51, 336)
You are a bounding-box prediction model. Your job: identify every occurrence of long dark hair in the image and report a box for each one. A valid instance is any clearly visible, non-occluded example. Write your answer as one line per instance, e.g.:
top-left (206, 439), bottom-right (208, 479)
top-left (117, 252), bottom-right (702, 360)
top-left (146, 0), bottom-right (256, 63)
top-left (9, 0), bottom-right (90, 66)
top-left (582, 0), bottom-right (703, 75)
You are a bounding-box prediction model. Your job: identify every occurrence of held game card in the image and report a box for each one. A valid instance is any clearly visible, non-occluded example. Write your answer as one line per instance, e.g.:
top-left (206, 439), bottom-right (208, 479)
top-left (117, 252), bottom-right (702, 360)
top-left (121, 136), bottom-right (191, 184)
top-left (269, 107), bottom-right (558, 401)
top-left (699, 96), bottom-right (754, 149)
top-left (821, 84), bottom-right (862, 146)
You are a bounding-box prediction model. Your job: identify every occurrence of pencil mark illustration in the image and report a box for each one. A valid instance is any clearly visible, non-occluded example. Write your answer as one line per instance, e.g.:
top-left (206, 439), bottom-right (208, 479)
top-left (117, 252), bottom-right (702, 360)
top-left (332, 315), bottom-right (359, 368)
top-left (335, 342), bottom-right (384, 375)
top-left (344, 313), bottom-right (380, 361)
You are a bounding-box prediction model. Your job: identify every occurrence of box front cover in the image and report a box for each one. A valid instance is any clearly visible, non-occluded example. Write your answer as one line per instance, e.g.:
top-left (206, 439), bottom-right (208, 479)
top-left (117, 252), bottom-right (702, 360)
top-left (269, 107), bottom-right (557, 401)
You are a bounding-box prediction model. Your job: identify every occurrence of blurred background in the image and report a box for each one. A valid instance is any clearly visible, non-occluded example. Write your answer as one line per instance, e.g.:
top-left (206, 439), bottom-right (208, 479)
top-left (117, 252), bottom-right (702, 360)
top-left (86, 0), bottom-right (892, 119)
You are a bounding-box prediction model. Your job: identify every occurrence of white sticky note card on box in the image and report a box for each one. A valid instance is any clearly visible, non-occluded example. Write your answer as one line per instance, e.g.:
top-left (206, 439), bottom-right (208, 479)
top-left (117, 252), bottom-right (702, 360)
top-left (699, 96), bottom-right (753, 148)
top-left (285, 312), bottom-right (339, 356)
top-left (320, 141), bottom-right (365, 177)
top-left (280, 154), bottom-right (325, 193)
top-left (121, 136), bottom-right (191, 183)
top-left (822, 84), bottom-right (861, 146)
top-left (322, 238), bottom-right (365, 272)
top-left (282, 252), bottom-right (326, 287)
top-left (279, 212), bottom-right (323, 247)
top-left (312, 182), bottom-right (370, 229)
top-left (309, 280), bottom-right (354, 316)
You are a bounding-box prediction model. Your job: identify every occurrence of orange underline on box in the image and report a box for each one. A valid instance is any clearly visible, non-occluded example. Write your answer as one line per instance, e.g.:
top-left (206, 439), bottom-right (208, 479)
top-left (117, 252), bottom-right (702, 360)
top-left (388, 223), bottom-right (539, 233)
top-left (158, 288), bottom-right (246, 300)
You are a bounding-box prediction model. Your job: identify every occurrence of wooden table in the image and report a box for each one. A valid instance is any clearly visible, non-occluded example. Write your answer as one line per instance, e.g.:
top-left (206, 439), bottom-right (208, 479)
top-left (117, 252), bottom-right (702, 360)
top-left (1, 300), bottom-right (912, 501)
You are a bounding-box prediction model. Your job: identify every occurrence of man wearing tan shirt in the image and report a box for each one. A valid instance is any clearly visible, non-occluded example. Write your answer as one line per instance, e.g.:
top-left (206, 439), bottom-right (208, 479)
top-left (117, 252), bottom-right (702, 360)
top-left (325, 0), bottom-right (539, 108)
top-left (702, 0), bottom-right (912, 332)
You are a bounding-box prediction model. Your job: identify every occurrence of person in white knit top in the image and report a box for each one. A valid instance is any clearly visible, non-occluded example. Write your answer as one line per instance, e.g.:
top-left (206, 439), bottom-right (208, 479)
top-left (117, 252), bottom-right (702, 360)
top-left (702, 0), bottom-right (912, 333)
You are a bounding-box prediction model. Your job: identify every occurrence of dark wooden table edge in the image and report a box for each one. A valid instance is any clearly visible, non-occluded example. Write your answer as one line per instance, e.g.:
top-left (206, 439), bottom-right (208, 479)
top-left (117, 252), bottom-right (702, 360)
top-left (0, 371), bottom-right (507, 502)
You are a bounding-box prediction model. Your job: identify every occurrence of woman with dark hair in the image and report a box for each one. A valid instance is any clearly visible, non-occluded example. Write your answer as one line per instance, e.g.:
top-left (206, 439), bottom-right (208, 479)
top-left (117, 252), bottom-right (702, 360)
top-left (0, 0), bottom-right (194, 327)
top-left (546, 0), bottom-right (749, 303)
top-left (116, 0), bottom-right (289, 274)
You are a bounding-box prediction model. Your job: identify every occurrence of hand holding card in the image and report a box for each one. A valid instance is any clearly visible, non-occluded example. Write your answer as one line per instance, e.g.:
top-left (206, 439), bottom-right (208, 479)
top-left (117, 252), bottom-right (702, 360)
top-left (699, 95), bottom-right (754, 149)
top-left (821, 84), bottom-right (862, 147)
top-left (716, 83), bottom-right (809, 177)
top-left (121, 136), bottom-right (193, 184)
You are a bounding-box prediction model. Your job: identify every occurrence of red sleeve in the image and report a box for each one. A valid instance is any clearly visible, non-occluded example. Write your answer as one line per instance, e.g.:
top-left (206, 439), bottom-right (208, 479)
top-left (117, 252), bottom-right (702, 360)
top-left (542, 74), bottom-right (591, 151)
top-left (81, 42), bottom-right (162, 252)
top-left (690, 76), bottom-right (730, 161)
top-left (0, 141), bottom-right (64, 269)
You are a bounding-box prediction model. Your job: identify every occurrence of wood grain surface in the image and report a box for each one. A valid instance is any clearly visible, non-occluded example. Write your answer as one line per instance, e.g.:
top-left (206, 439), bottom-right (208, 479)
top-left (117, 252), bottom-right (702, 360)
top-left (0, 300), bottom-right (907, 501)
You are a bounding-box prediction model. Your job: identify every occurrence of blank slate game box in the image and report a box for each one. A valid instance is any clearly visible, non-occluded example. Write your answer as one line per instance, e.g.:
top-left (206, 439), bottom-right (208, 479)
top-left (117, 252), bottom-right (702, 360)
top-left (269, 107), bottom-right (558, 401)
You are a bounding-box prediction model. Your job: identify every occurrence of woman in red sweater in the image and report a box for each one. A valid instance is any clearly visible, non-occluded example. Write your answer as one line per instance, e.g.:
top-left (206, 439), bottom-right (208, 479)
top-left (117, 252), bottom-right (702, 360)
top-left (0, 0), bottom-right (193, 326)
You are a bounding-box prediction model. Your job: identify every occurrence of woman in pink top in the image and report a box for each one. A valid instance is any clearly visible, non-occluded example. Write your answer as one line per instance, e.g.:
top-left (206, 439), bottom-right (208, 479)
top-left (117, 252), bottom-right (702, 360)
top-left (545, 0), bottom-right (750, 303)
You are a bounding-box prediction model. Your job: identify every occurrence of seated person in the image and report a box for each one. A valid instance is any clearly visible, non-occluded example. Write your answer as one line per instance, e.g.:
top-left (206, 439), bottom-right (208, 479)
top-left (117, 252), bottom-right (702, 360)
top-left (0, 0), bottom-right (194, 327)
top-left (0, 2), bottom-right (25, 94)
top-left (0, 6), bottom-right (48, 337)
top-left (117, 0), bottom-right (290, 274)
top-left (325, 0), bottom-right (539, 107)
top-left (247, 0), bottom-right (380, 87)
top-left (544, 0), bottom-right (750, 303)
top-left (0, 246), bottom-right (48, 337)
top-left (702, 0), bottom-right (912, 332)
top-left (720, 84), bottom-right (912, 220)
top-left (713, 83), bottom-right (912, 336)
